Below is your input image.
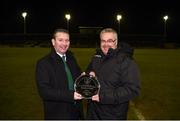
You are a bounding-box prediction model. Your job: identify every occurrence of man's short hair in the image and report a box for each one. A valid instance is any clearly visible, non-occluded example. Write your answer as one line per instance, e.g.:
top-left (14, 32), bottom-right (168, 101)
top-left (52, 28), bottom-right (69, 39)
top-left (100, 28), bottom-right (118, 45)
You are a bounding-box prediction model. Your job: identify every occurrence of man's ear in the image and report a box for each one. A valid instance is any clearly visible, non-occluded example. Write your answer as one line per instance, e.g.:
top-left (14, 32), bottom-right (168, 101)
top-left (51, 39), bottom-right (55, 46)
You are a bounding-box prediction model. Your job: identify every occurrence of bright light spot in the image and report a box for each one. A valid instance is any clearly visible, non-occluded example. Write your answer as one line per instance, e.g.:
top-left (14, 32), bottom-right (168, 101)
top-left (22, 12), bottom-right (27, 18)
top-left (117, 14), bottom-right (122, 21)
top-left (65, 14), bottom-right (71, 20)
top-left (163, 15), bottom-right (168, 21)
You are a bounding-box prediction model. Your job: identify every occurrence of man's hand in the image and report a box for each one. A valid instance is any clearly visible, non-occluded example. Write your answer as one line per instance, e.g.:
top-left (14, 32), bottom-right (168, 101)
top-left (74, 92), bottom-right (82, 100)
top-left (92, 94), bottom-right (99, 102)
top-left (89, 71), bottom-right (96, 77)
top-left (81, 72), bottom-right (86, 75)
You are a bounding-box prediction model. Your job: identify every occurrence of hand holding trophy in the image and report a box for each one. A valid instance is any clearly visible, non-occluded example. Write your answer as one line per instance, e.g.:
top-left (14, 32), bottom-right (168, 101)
top-left (74, 72), bottom-right (100, 99)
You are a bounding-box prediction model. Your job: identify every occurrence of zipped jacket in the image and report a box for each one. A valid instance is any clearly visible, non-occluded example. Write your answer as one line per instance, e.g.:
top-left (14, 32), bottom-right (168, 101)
top-left (86, 43), bottom-right (141, 120)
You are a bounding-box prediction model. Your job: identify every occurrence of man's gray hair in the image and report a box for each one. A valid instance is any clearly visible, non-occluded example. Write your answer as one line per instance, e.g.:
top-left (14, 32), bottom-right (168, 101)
top-left (100, 28), bottom-right (118, 46)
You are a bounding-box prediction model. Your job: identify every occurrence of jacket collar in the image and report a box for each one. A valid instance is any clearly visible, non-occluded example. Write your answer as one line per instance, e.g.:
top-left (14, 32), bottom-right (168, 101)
top-left (95, 48), bottom-right (117, 60)
top-left (50, 48), bottom-right (73, 62)
top-left (95, 42), bottom-right (134, 59)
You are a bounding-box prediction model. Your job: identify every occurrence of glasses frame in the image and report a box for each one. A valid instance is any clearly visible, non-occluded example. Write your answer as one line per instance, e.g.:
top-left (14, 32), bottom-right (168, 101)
top-left (100, 39), bottom-right (116, 44)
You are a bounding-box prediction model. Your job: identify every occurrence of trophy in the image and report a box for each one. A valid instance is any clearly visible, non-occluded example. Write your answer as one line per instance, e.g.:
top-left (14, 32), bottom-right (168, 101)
top-left (74, 74), bottom-right (100, 99)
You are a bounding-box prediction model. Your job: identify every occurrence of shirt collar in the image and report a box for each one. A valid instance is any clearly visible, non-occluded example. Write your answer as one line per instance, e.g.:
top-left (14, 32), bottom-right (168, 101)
top-left (56, 52), bottom-right (66, 61)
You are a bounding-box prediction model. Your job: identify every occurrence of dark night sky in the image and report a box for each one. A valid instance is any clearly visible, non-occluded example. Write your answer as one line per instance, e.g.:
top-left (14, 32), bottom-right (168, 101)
top-left (0, 0), bottom-right (179, 38)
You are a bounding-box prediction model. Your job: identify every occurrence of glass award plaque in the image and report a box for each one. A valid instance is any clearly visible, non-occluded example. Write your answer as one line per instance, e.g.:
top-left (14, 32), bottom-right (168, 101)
top-left (74, 74), bottom-right (100, 99)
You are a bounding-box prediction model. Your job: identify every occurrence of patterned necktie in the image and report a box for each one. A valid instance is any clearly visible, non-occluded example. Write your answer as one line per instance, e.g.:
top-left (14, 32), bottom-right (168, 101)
top-left (62, 55), bottom-right (74, 90)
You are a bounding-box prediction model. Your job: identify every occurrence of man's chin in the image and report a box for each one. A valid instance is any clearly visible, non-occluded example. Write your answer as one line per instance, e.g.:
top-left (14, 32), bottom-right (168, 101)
top-left (58, 50), bottom-right (67, 54)
top-left (102, 51), bottom-right (108, 55)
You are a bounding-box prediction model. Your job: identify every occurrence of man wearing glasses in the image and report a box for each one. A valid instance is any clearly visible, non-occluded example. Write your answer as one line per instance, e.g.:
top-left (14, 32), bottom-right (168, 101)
top-left (86, 28), bottom-right (141, 120)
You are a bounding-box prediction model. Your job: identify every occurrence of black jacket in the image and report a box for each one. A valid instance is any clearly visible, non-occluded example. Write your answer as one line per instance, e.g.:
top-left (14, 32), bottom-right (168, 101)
top-left (86, 43), bottom-right (141, 120)
top-left (36, 49), bottom-right (83, 120)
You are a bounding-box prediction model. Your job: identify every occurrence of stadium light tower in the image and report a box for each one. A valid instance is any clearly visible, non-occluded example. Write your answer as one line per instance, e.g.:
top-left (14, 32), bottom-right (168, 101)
top-left (163, 15), bottom-right (168, 42)
top-left (116, 14), bottom-right (122, 36)
top-left (22, 12), bottom-right (27, 34)
top-left (65, 14), bottom-right (71, 31)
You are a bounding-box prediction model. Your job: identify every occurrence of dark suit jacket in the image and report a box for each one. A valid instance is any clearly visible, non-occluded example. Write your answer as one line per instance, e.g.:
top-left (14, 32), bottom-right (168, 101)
top-left (36, 49), bottom-right (83, 120)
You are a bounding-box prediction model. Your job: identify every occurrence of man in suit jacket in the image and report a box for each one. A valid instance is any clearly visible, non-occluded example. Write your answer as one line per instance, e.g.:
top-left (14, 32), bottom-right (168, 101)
top-left (36, 29), bottom-right (83, 119)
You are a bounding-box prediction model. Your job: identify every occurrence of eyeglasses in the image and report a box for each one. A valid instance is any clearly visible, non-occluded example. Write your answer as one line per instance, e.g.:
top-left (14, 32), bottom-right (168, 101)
top-left (101, 39), bottom-right (116, 44)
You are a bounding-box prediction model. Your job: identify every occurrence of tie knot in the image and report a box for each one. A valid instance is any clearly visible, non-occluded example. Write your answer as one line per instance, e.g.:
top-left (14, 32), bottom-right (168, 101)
top-left (62, 55), bottom-right (66, 62)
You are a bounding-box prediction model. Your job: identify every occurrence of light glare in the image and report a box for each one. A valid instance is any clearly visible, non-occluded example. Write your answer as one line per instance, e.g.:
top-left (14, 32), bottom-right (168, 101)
top-left (117, 15), bottom-right (122, 21)
top-left (22, 12), bottom-right (27, 18)
top-left (65, 14), bottom-right (71, 20)
top-left (163, 15), bottom-right (168, 21)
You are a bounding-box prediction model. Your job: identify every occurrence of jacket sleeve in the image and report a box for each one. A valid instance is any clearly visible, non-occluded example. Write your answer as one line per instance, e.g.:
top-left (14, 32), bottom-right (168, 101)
top-left (35, 60), bottom-right (74, 103)
top-left (100, 59), bottom-right (141, 104)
